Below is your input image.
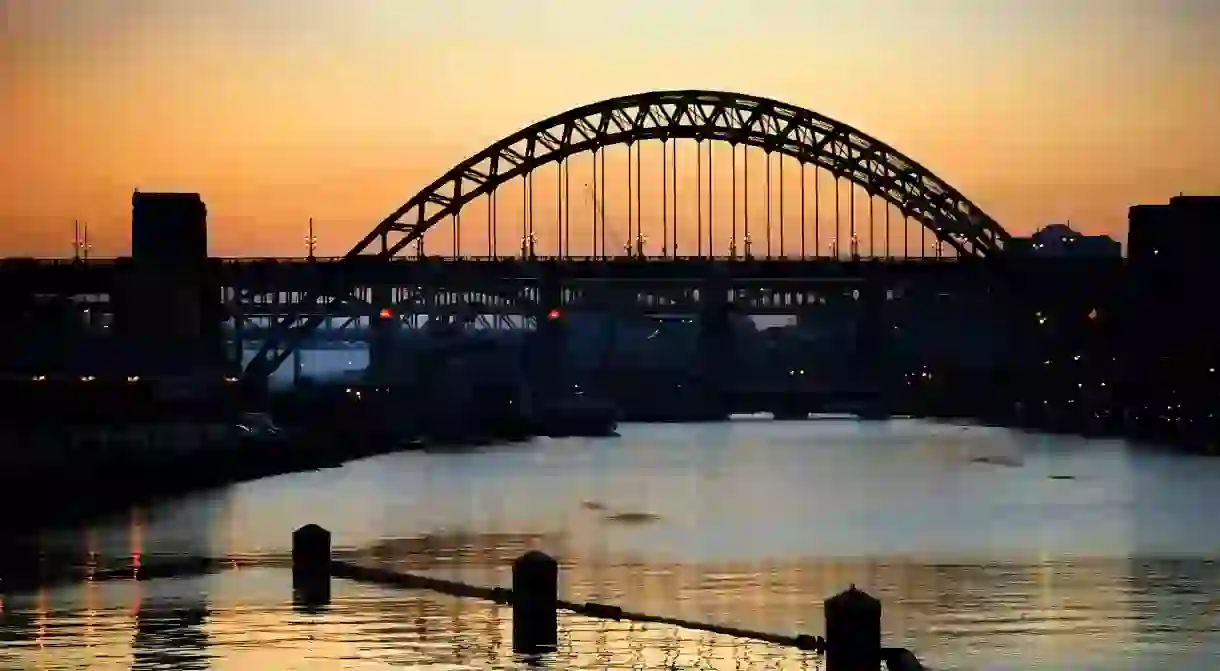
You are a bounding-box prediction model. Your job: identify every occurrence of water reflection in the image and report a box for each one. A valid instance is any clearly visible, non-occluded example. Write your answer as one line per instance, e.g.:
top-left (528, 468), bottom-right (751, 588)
top-left (9, 419), bottom-right (1220, 669)
top-left (0, 570), bottom-right (821, 670)
top-left (0, 591), bottom-right (37, 648)
top-left (351, 540), bottom-right (1220, 667)
top-left (4, 545), bottom-right (1220, 669)
top-left (132, 598), bottom-right (210, 670)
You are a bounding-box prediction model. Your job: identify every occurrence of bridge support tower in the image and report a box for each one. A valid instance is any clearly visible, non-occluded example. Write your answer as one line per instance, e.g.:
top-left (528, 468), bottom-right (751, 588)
top-left (231, 308), bottom-right (246, 369)
top-left (531, 263), bottom-right (567, 396)
top-left (696, 269), bottom-right (733, 418)
top-left (367, 284), bottom-right (399, 384)
top-left (853, 273), bottom-right (893, 419)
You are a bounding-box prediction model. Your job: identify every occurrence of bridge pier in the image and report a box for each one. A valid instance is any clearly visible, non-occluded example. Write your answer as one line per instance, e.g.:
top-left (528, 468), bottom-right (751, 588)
top-left (696, 270), bottom-right (733, 417)
top-left (853, 274), bottom-right (893, 419)
top-left (531, 262), bottom-right (566, 395)
top-left (231, 305), bottom-right (246, 368)
top-left (292, 348), bottom-right (303, 387)
top-left (367, 284), bottom-right (398, 384)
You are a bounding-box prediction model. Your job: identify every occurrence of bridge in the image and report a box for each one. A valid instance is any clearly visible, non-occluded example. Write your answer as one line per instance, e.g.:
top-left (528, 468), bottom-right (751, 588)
top-left (5, 89), bottom-right (1118, 412)
top-left (228, 89), bottom-right (1020, 380)
top-left (0, 93), bottom-right (945, 375)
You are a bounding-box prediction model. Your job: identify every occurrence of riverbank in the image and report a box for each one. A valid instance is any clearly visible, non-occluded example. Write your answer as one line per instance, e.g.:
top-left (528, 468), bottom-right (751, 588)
top-left (0, 424), bottom-right (423, 536)
top-left (269, 382), bottom-right (619, 442)
top-left (910, 403), bottom-right (1220, 455)
top-left (0, 374), bottom-right (629, 537)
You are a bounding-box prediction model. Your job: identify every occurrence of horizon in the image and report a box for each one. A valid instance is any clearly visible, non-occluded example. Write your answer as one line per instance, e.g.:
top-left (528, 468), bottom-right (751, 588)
top-left (3, 0), bottom-right (1217, 257)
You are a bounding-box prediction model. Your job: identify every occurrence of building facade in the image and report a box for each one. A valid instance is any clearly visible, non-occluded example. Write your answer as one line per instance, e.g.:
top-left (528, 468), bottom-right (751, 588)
top-left (1010, 223), bottom-right (1122, 258)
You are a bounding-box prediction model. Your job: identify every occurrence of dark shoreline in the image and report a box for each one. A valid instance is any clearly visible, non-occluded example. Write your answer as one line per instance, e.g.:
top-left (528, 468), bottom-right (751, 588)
top-left (0, 368), bottom-right (639, 543)
top-left (0, 428), bottom-right (427, 538)
top-left (0, 384), bottom-right (616, 539)
top-left (2, 390), bottom-right (1210, 544)
top-left (906, 406), bottom-right (1219, 455)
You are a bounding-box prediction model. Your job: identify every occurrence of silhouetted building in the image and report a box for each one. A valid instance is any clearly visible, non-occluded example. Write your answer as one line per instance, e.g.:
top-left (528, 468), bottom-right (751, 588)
top-left (1010, 223), bottom-right (1121, 258)
top-left (1116, 194), bottom-right (1220, 443)
top-left (1128, 195), bottom-right (1220, 273)
top-left (113, 191), bottom-right (227, 375)
top-left (131, 191), bottom-right (208, 264)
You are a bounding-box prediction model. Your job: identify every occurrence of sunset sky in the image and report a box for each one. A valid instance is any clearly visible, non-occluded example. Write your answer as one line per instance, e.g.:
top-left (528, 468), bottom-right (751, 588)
top-left (2, 0), bottom-right (1217, 257)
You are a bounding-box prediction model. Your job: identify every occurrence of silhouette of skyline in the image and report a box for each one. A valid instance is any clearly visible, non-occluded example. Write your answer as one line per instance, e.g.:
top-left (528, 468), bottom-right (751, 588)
top-left (3, 0), bottom-right (1218, 257)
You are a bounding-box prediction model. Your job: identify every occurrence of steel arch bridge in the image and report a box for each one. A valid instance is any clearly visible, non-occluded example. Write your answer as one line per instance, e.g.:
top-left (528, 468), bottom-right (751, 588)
top-left (245, 89), bottom-right (1013, 380)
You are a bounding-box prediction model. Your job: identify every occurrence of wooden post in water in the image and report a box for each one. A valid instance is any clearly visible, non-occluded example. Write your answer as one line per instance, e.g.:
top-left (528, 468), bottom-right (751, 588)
top-left (512, 550), bottom-right (558, 655)
top-left (292, 524), bottom-right (331, 608)
top-left (885, 648), bottom-right (925, 671)
top-left (824, 585), bottom-right (881, 671)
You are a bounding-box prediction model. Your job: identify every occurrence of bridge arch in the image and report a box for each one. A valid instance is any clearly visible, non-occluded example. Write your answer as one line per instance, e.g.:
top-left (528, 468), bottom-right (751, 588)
top-left (244, 90), bottom-right (1016, 379)
top-left (353, 90), bottom-right (1011, 260)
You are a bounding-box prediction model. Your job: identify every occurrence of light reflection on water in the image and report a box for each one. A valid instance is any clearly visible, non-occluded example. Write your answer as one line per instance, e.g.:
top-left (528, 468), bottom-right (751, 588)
top-left (0, 568), bottom-right (819, 671)
top-left (6, 419), bottom-right (1220, 669)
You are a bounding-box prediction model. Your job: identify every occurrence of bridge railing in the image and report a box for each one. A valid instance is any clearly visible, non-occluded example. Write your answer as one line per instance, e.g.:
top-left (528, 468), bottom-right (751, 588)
top-left (223, 254), bottom-right (966, 264)
top-left (0, 257), bottom-right (125, 267)
top-left (0, 254), bottom-right (971, 267)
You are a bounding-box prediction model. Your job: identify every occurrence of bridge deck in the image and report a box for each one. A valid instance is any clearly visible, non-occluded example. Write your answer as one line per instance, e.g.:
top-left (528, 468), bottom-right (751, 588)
top-left (0, 256), bottom-right (1123, 296)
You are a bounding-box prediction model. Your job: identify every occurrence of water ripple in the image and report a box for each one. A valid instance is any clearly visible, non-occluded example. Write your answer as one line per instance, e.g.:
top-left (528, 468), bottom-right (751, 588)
top-left (11, 420), bottom-right (1220, 669)
top-left (1, 568), bottom-right (828, 671)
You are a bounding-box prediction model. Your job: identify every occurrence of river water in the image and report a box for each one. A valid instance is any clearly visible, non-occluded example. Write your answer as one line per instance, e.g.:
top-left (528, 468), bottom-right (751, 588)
top-left (4, 418), bottom-right (1220, 670)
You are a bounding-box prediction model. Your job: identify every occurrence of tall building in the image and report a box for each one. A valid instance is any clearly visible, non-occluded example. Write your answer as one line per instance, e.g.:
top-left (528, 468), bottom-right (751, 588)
top-left (1117, 194), bottom-right (1220, 431)
top-left (1010, 223), bottom-right (1121, 258)
top-left (131, 191), bottom-right (208, 265)
top-left (1128, 195), bottom-right (1220, 272)
top-left (115, 191), bottom-right (226, 374)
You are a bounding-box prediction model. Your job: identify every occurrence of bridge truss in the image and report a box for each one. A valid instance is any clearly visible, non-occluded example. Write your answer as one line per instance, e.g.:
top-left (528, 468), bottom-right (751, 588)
top-left (245, 90), bottom-right (1012, 379)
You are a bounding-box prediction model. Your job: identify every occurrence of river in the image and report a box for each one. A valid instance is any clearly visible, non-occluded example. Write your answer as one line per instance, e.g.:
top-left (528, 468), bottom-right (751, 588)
top-left (4, 418), bottom-right (1220, 670)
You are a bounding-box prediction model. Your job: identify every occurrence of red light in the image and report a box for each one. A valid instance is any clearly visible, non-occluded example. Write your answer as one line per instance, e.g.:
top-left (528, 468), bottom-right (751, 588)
top-left (379, 308), bottom-right (393, 319)
top-left (547, 308), bottom-right (562, 321)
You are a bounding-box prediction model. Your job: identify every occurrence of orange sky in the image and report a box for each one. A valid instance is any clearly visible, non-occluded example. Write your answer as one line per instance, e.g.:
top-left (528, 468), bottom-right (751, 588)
top-left (2, 0), bottom-right (1218, 257)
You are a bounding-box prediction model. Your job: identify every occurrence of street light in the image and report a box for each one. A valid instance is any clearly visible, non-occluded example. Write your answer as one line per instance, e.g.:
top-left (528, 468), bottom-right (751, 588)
top-left (305, 218), bottom-right (318, 259)
top-left (521, 233), bottom-right (538, 259)
top-left (73, 220), bottom-right (91, 261)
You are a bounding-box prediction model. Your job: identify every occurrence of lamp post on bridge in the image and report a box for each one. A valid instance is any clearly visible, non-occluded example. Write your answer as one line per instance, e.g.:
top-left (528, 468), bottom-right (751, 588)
top-left (850, 233), bottom-right (860, 260)
top-left (635, 233), bottom-right (648, 259)
top-left (73, 220), bottom-right (91, 261)
top-left (305, 218), bottom-right (317, 261)
top-left (728, 236), bottom-right (737, 260)
top-left (521, 233), bottom-right (538, 260)
top-left (743, 233), bottom-right (753, 260)
top-left (828, 237), bottom-right (839, 259)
